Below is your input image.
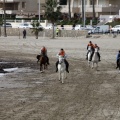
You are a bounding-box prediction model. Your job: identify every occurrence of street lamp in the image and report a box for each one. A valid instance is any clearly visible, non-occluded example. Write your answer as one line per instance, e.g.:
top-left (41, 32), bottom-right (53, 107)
top-left (38, 0), bottom-right (40, 23)
top-left (109, 4), bottom-right (111, 15)
top-left (3, 0), bottom-right (7, 37)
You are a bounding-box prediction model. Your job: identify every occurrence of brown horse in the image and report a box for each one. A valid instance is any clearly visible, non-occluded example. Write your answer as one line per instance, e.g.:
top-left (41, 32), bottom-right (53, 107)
top-left (37, 55), bottom-right (48, 72)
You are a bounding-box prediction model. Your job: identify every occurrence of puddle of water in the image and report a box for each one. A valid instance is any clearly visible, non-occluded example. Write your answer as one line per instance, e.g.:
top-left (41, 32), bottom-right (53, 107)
top-left (35, 82), bottom-right (43, 84)
top-left (0, 62), bottom-right (23, 64)
top-left (0, 73), bottom-right (5, 77)
top-left (3, 67), bottom-right (18, 72)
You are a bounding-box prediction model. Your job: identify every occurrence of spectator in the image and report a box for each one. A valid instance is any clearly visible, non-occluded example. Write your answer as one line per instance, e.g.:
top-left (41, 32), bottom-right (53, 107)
top-left (23, 29), bottom-right (26, 39)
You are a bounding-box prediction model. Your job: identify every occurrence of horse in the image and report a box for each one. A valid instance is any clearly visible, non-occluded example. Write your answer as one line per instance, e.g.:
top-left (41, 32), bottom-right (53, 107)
top-left (91, 47), bottom-right (99, 70)
top-left (87, 46), bottom-right (93, 66)
top-left (36, 55), bottom-right (48, 72)
top-left (57, 55), bottom-right (67, 83)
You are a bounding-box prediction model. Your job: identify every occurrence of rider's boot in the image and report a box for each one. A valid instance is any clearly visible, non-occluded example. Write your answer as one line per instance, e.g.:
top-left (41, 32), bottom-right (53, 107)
top-left (86, 52), bottom-right (88, 60)
top-left (47, 57), bottom-right (50, 65)
top-left (56, 61), bottom-right (58, 72)
top-left (65, 60), bottom-right (69, 73)
top-left (116, 61), bottom-right (118, 69)
top-left (98, 53), bottom-right (101, 61)
top-left (66, 66), bottom-right (69, 73)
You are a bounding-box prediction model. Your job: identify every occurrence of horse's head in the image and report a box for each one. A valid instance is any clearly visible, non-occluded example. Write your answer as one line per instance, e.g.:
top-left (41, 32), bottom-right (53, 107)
top-left (88, 46), bottom-right (92, 51)
top-left (94, 47), bottom-right (99, 53)
top-left (58, 56), bottom-right (64, 64)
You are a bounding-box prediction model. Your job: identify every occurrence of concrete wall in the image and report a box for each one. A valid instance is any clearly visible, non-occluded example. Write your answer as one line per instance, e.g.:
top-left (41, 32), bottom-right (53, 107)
top-left (0, 28), bottom-right (88, 37)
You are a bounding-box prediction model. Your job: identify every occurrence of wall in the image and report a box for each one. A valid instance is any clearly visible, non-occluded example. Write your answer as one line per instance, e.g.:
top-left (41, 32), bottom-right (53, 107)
top-left (0, 28), bottom-right (88, 37)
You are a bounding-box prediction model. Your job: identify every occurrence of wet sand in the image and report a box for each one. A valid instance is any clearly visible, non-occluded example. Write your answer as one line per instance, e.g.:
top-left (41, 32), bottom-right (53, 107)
top-left (0, 35), bottom-right (120, 120)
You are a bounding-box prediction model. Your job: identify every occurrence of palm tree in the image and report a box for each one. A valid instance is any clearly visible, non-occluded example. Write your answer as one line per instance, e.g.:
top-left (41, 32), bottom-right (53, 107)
top-left (31, 21), bottom-right (44, 39)
top-left (44, 0), bottom-right (62, 39)
top-left (92, 0), bottom-right (95, 21)
top-left (0, 18), bottom-right (3, 36)
top-left (82, 0), bottom-right (84, 25)
top-left (68, 0), bottom-right (71, 20)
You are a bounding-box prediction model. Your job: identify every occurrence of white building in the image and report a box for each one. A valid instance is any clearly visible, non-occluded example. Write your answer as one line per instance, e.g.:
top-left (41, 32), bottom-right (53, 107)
top-left (0, 0), bottom-right (120, 18)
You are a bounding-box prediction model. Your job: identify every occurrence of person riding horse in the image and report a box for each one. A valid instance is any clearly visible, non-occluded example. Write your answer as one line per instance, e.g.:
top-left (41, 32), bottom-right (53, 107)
top-left (40, 46), bottom-right (49, 65)
top-left (86, 41), bottom-right (94, 61)
top-left (56, 48), bottom-right (69, 73)
top-left (116, 50), bottom-right (120, 69)
top-left (94, 44), bottom-right (101, 61)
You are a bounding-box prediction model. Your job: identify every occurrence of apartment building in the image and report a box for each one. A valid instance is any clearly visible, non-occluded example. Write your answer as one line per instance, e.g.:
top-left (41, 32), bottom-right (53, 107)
top-left (0, 0), bottom-right (38, 18)
top-left (59, 0), bottom-right (120, 18)
top-left (0, 0), bottom-right (120, 19)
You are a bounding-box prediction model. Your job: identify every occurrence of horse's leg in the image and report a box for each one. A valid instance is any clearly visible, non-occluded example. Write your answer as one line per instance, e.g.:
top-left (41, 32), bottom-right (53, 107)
top-left (95, 62), bottom-right (98, 71)
top-left (61, 73), bottom-right (64, 83)
top-left (64, 71), bottom-right (67, 79)
top-left (59, 71), bottom-right (61, 80)
top-left (92, 62), bottom-right (94, 69)
top-left (40, 64), bottom-right (43, 72)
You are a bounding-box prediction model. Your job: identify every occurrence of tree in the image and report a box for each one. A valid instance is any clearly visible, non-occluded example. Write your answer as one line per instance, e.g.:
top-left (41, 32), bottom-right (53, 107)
top-left (31, 21), bottom-right (44, 39)
top-left (92, 0), bottom-right (95, 20)
top-left (44, 0), bottom-right (62, 39)
top-left (82, 0), bottom-right (84, 25)
top-left (0, 18), bottom-right (3, 36)
top-left (68, 0), bottom-right (71, 20)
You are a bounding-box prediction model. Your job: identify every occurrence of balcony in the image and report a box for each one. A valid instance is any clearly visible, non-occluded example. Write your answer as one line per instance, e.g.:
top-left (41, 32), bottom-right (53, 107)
top-left (0, 0), bottom-right (24, 2)
top-left (39, 0), bottom-right (45, 4)
top-left (85, 5), bottom-right (118, 13)
top-left (72, 7), bottom-right (80, 13)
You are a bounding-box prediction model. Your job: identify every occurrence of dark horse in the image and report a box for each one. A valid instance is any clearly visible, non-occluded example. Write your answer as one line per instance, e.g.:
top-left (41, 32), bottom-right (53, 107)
top-left (36, 55), bottom-right (48, 72)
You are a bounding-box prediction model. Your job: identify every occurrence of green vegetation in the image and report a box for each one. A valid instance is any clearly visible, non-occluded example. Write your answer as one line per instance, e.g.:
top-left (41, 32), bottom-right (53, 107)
top-left (31, 21), bottom-right (44, 39)
top-left (106, 18), bottom-right (120, 27)
top-left (56, 18), bottom-right (98, 26)
top-left (44, 0), bottom-right (62, 38)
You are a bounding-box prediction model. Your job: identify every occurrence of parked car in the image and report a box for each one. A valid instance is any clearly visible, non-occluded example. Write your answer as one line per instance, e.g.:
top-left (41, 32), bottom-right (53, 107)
top-left (2, 23), bottom-right (12, 27)
top-left (111, 25), bottom-right (120, 33)
top-left (88, 25), bottom-right (109, 34)
top-left (44, 24), bottom-right (56, 29)
top-left (74, 24), bottom-right (82, 30)
top-left (18, 23), bottom-right (32, 28)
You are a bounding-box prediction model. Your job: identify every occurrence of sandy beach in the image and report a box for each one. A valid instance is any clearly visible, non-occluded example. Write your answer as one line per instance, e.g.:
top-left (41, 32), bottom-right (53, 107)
top-left (0, 35), bottom-right (120, 120)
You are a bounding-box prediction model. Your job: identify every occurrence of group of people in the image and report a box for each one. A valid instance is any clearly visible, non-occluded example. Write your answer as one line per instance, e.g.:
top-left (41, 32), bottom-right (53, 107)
top-left (39, 43), bottom-right (120, 72)
top-left (39, 46), bottom-right (69, 73)
top-left (86, 41), bottom-right (101, 61)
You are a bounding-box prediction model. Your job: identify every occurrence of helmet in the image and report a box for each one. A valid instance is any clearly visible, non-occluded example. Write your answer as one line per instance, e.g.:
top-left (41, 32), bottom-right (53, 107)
top-left (95, 44), bottom-right (97, 46)
top-left (89, 41), bottom-right (92, 43)
top-left (119, 50), bottom-right (120, 53)
top-left (61, 48), bottom-right (63, 51)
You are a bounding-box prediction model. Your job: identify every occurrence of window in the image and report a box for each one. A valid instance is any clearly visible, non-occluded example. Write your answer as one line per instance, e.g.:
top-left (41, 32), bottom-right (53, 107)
top-left (22, 2), bottom-right (25, 8)
top-left (59, 0), bottom-right (67, 5)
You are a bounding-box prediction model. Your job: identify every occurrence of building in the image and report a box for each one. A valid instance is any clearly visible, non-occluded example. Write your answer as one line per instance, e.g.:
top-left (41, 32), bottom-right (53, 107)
top-left (0, 0), bottom-right (120, 19)
top-left (0, 0), bottom-right (38, 18)
top-left (59, 0), bottom-right (120, 18)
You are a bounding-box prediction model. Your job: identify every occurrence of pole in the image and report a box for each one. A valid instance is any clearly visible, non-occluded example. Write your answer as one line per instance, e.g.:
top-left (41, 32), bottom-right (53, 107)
top-left (82, 0), bottom-right (84, 25)
top-left (3, 0), bottom-right (7, 37)
top-left (39, 0), bottom-right (40, 23)
top-left (83, 0), bottom-right (86, 27)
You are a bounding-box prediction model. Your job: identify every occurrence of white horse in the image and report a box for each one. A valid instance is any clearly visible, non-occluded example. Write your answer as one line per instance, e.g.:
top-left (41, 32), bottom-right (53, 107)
top-left (57, 55), bottom-right (67, 83)
top-left (91, 47), bottom-right (99, 69)
top-left (87, 46), bottom-right (93, 66)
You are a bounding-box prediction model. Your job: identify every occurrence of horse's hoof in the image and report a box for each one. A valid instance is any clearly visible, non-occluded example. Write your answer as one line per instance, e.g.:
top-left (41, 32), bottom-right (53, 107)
top-left (40, 71), bottom-right (43, 73)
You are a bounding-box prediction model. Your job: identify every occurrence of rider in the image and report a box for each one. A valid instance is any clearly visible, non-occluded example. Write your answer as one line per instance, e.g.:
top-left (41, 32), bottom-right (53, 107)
top-left (40, 46), bottom-right (49, 65)
top-left (56, 48), bottom-right (69, 73)
top-left (94, 44), bottom-right (101, 61)
top-left (116, 50), bottom-right (120, 69)
top-left (86, 41), bottom-right (94, 60)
